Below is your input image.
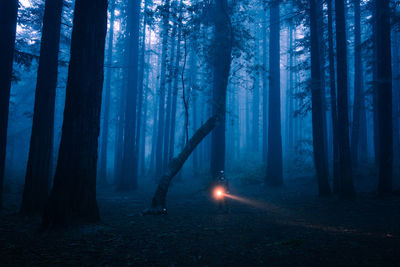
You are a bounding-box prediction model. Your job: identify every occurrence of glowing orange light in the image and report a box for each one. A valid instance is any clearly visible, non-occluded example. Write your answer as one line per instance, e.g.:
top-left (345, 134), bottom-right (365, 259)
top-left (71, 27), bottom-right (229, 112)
top-left (213, 186), bottom-right (225, 199)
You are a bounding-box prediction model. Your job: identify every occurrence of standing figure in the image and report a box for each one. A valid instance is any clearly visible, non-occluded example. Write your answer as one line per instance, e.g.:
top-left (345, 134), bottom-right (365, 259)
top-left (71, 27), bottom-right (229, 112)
top-left (214, 170), bottom-right (229, 210)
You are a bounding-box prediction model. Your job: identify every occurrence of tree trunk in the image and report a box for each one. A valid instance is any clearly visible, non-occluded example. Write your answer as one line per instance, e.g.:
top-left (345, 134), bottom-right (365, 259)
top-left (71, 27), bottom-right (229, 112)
top-left (145, 0), bottom-right (232, 213)
top-left (20, 0), bottom-right (64, 215)
top-left (135, 0), bottom-right (149, 178)
top-left (287, 24), bottom-right (294, 151)
top-left (372, 6), bottom-right (380, 167)
top-left (210, 7), bottom-right (229, 177)
top-left (155, 0), bottom-right (171, 177)
top-left (375, 0), bottom-right (392, 196)
top-left (327, 0), bottom-right (340, 194)
top-left (393, 31), bottom-right (400, 162)
top-left (191, 57), bottom-right (199, 173)
top-left (163, 15), bottom-right (178, 171)
top-left (335, 0), bottom-right (355, 198)
top-left (266, 0), bottom-right (283, 186)
top-left (168, 27), bottom-right (182, 162)
top-left (350, 0), bottom-right (364, 168)
top-left (98, 0), bottom-right (115, 187)
top-left (262, 9), bottom-right (268, 162)
top-left (0, 0), bottom-right (18, 209)
top-left (310, 0), bottom-right (331, 196)
top-left (113, 66), bottom-right (127, 182)
top-left (42, 0), bottom-right (108, 227)
top-left (252, 21), bottom-right (260, 153)
top-left (117, 0), bottom-right (141, 191)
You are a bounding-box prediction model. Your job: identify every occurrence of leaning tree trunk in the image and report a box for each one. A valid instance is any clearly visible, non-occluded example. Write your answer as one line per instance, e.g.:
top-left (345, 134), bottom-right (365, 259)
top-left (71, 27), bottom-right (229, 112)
top-left (310, 0), bottom-right (331, 196)
top-left (335, 0), bottom-right (355, 198)
top-left (20, 0), bottom-right (64, 215)
top-left (144, 0), bottom-right (232, 213)
top-left (0, 0), bottom-right (18, 209)
top-left (266, 0), bottom-right (283, 186)
top-left (42, 0), bottom-right (108, 227)
top-left (375, 0), bottom-right (392, 196)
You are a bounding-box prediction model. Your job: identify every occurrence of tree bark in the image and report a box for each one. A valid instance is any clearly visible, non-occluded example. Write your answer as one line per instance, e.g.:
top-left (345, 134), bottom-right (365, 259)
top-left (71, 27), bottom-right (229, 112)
top-left (334, 0), bottom-right (355, 198)
top-left (266, 0), bottom-right (283, 186)
top-left (327, 0), bottom-right (340, 194)
top-left (20, 0), bottom-right (64, 215)
top-left (155, 0), bottom-right (171, 177)
top-left (42, 0), bottom-right (108, 227)
top-left (169, 27), bottom-right (182, 161)
top-left (262, 8), bottom-right (268, 162)
top-left (117, 0), bottom-right (141, 191)
top-left (163, 10), bottom-right (178, 171)
top-left (375, 0), bottom-right (392, 196)
top-left (310, 0), bottom-right (331, 196)
top-left (136, 0), bottom-right (149, 177)
top-left (253, 22), bottom-right (260, 153)
top-left (98, 0), bottom-right (115, 187)
top-left (210, 3), bottom-right (229, 177)
top-left (0, 0), bottom-right (18, 209)
top-left (350, 0), bottom-right (365, 168)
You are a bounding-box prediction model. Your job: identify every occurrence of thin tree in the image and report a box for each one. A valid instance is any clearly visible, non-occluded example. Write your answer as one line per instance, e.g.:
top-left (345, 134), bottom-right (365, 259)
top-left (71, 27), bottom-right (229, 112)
top-left (155, 0), bottom-right (171, 176)
top-left (0, 0), bottom-right (18, 209)
top-left (252, 18), bottom-right (260, 153)
top-left (42, 0), bottom-right (108, 227)
top-left (262, 7), bottom-right (268, 162)
top-left (168, 24), bottom-right (183, 162)
top-left (163, 3), bottom-right (180, 171)
top-left (20, 0), bottom-right (64, 215)
top-left (136, 0), bottom-right (149, 177)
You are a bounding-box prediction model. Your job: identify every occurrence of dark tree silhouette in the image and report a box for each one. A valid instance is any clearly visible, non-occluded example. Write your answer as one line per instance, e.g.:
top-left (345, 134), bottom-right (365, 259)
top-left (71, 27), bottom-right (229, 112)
top-left (266, 0), bottom-right (283, 186)
top-left (327, 0), bottom-right (340, 194)
top-left (375, 0), bottom-right (392, 196)
top-left (99, 0), bottom-right (116, 187)
top-left (42, 0), bottom-right (108, 227)
top-left (309, 0), bottom-right (331, 196)
top-left (350, 0), bottom-right (367, 168)
top-left (118, 0), bottom-right (141, 191)
top-left (0, 0), bottom-right (18, 209)
top-left (335, 0), bottom-right (355, 198)
top-left (20, 0), bottom-right (64, 215)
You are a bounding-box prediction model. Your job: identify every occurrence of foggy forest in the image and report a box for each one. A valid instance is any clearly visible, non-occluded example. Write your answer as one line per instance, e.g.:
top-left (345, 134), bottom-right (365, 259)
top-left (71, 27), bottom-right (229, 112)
top-left (0, 0), bottom-right (400, 265)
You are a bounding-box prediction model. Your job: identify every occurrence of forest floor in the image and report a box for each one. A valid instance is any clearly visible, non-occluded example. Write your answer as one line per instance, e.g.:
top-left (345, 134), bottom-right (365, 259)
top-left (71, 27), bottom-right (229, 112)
top-left (1, 170), bottom-right (400, 266)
